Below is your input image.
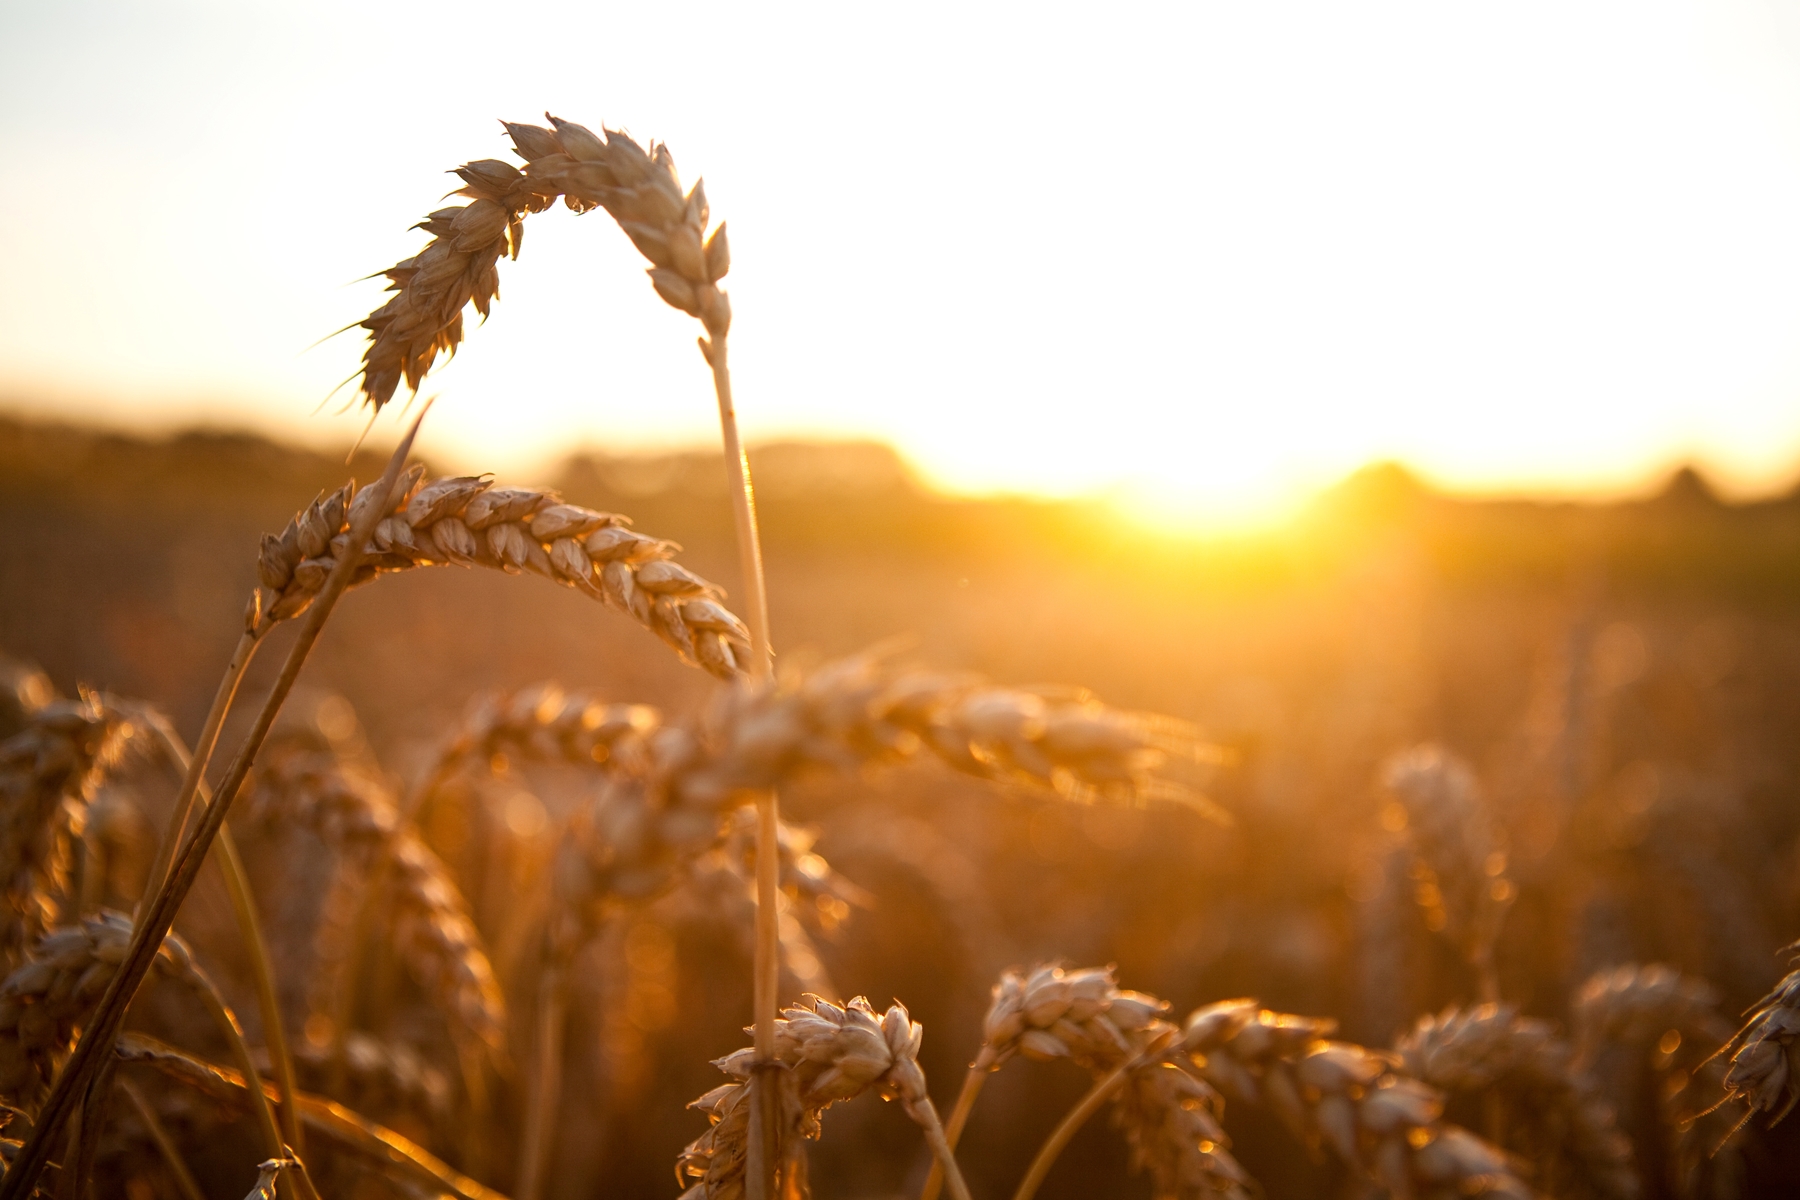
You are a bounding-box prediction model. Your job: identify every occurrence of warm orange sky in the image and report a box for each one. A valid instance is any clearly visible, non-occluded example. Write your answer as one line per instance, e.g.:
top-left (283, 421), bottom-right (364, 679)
top-left (5, 2), bottom-right (1800, 526)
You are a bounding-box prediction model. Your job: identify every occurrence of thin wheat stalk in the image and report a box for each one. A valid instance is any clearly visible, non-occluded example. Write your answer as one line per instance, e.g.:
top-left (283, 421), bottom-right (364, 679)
top-left (1011, 1029), bottom-right (1184, 1200)
top-left (119, 1077), bottom-right (207, 1200)
top-left (0, 693), bottom-right (142, 962)
top-left (1381, 745), bottom-right (1515, 1002)
top-left (676, 995), bottom-right (971, 1200)
top-left (1397, 1003), bottom-right (1637, 1200)
top-left (1715, 940), bottom-right (1800, 1127)
top-left (139, 711), bottom-right (309, 1165)
top-left (140, 629), bottom-right (260, 911)
top-left (1181, 998), bottom-right (1535, 1199)
top-left (254, 469), bottom-right (752, 678)
top-left (116, 1031), bottom-right (508, 1200)
top-left (0, 410), bottom-right (428, 1200)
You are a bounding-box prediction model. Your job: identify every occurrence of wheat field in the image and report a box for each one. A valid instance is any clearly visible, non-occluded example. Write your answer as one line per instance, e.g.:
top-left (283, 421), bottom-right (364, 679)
top-left (1, 114), bottom-right (1800, 1200)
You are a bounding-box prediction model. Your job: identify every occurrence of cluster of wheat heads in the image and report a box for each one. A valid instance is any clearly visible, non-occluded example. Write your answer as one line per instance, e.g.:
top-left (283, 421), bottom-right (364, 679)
top-left (5, 107), bottom-right (1800, 1200)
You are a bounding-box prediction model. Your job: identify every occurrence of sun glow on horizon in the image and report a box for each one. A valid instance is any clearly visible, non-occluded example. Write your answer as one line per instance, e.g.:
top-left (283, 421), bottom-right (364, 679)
top-left (5, 0), bottom-right (1800, 530)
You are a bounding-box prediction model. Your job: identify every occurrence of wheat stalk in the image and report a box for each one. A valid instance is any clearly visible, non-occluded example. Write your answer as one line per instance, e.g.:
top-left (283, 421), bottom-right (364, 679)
top-left (240, 739), bottom-right (505, 1054)
top-left (1180, 998), bottom-right (1536, 1200)
top-left (253, 469), bottom-right (752, 678)
top-left (1397, 1003), bottom-right (1637, 1200)
top-left (1381, 744), bottom-right (1515, 1001)
top-left (116, 1031), bottom-right (507, 1200)
top-left (0, 694), bottom-right (141, 962)
top-left (676, 994), bottom-right (970, 1200)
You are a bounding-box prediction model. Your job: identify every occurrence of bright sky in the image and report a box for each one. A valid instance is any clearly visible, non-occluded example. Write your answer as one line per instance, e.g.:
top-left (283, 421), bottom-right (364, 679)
top-left (5, 1), bottom-right (1800, 526)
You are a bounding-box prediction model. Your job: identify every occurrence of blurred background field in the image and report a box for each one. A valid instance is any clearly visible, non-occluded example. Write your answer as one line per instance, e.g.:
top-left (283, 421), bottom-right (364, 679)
top-left (6, 412), bottom-right (1800, 1197)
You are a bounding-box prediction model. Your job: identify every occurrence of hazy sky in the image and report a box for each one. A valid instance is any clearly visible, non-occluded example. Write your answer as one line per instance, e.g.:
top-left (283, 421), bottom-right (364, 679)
top-left (5, 1), bottom-right (1800, 524)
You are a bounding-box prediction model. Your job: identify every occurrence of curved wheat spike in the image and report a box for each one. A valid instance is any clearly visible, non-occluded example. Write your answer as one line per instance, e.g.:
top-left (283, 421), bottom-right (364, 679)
top-left (1572, 964), bottom-right (1742, 1200)
top-left (1381, 744), bottom-right (1515, 1001)
top-left (251, 471), bottom-right (751, 678)
top-left (1397, 1003), bottom-right (1637, 1199)
top-left (1715, 941), bottom-right (1800, 1126)
top-left (353, 115), bottom-right (730, 410)
top-left (676, 995), bottom-right (968, 1200)
top-left (0, 694), bottom-right (142, 963)
top-left (238, 740), bottom-right (505, 1054)
top-left (553, 651), bottom-right (1221, 941)
top-left (1179, 996), bottom-right (1536, 1200)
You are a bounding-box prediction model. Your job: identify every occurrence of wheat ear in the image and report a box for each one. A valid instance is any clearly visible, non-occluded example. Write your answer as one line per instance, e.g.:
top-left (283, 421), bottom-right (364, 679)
top-left (1181, 998), bottom-right (1536, 1200)
top-left (676, 995), bottom-right (970, 1200)
top-left (240, 740), bottom-right (505, 1054)
top-left (0, 911), bottom-right (290, 1177)
top-left (1571, 962), bottom-right (1744, 1199)
top-left (965, 965), bottom-right (1253, 1200)
top-left (0, 694), bottom-right (141, 962)
top-left (0, 410), bottom-right (429, 1200)
top-left (1715, 941), bottom-right (1800, 1128)
top-left (1397, 1004), bottom-right (1637, 1200)
top-left (254, 469), bottom-right (752, 678)
top-left (1381, 745), bottom-right (1515, 1002)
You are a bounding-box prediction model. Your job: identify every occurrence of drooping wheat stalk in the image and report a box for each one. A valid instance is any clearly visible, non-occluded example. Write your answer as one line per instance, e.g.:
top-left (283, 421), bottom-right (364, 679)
top-left (1382, 745), bottom-right (1515, 1002)
top-left (253, 469), bottom-right (752, 678)
top-left (0, 694), bottom-right (141, 962)
top-left (676, 995), bottom-right (970, 1200)
top-left (1180, 998), bottom-right (1536, 1200)
top-left (118, 1031), bottom-right (505, 1200)
top-left (1397, 1003), bottom-right (1637, 1200)
top-left (1572, 964), bottom-right (1743, 1200)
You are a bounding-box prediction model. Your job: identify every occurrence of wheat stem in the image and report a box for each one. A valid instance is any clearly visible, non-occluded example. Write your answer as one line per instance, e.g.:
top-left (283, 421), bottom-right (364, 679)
top-left (908, 1096), bottom-right (974, 1200)
top-left (704, 320), bottom-right (781, 1200)
top-left (185, 958), bottom-right (287, 1164)
top-left (121, 1078), bottom-right (207, 1200)
top-left (214, 827), bottom-right (307, 1160)
top-left (919, 1067), bottom-right (985, 1200)
top-left (141, 714), bottom-right (308, 1164)
top-left (1011, 1058), bottom-right (1135, 1200)
top-left (515, 965), bottom-right (566, 1200)
top-left (0, 408), bottom-right (429, 1200)
top-left (140, 630), bottom-right (260, 907)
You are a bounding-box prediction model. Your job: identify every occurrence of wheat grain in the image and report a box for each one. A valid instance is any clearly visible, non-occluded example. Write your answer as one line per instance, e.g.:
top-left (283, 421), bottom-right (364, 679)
top-left (354, 116), bottom-right (729, 410)
top-left (0, 695), bottom-right (141, 961)
top-left (676, 995), bottom-right (963, 1200)
top-left (1716, 942), bottom-right (1800, 1125)
top-left (240, 740), bottom-right (505, 1052)
top-left (1181, 998), bottom-right (1536, 1200)
top-left (1381, 744), bottom-right (1514, 999)
top-left (252, 470), bottom-right (751, 678)
top-left (287, 1030), bottom-right (451, 1128)
top-left (1397, 1003), bottom-right (1636, 1200)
